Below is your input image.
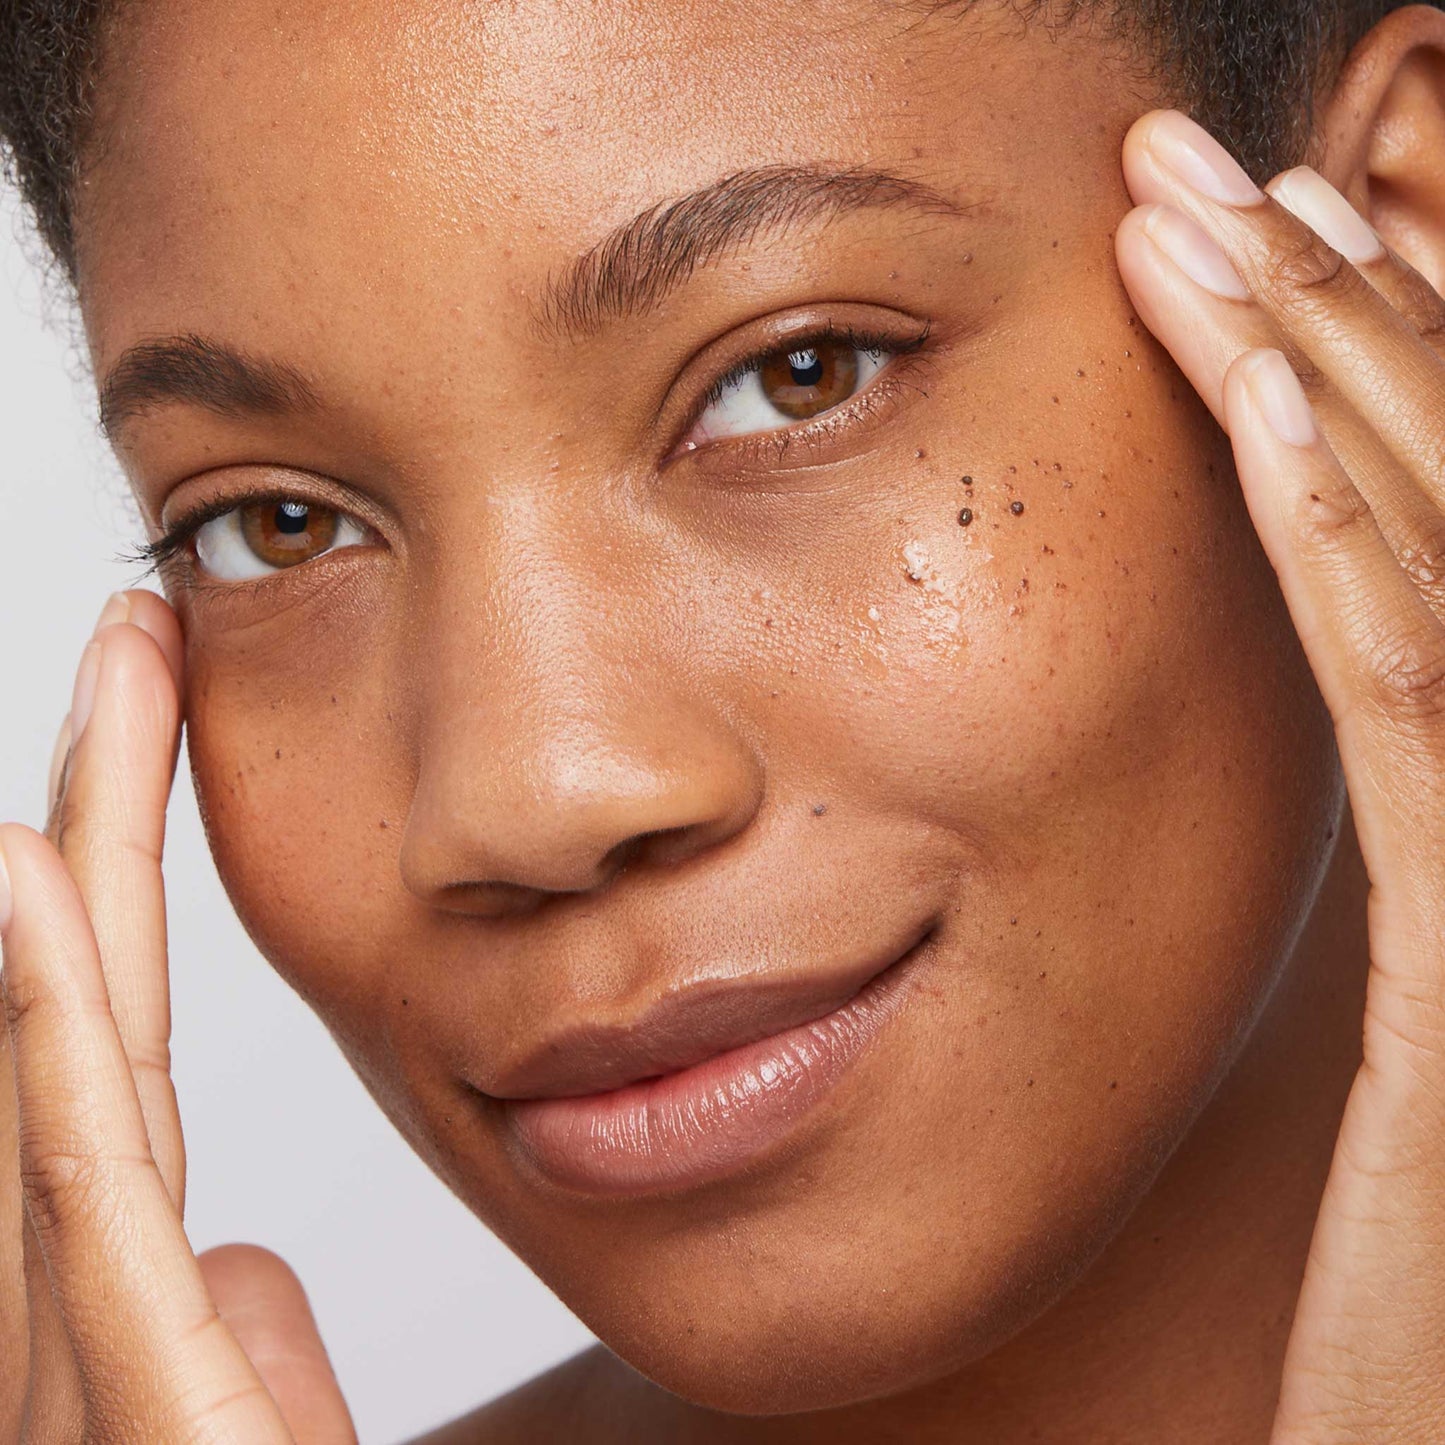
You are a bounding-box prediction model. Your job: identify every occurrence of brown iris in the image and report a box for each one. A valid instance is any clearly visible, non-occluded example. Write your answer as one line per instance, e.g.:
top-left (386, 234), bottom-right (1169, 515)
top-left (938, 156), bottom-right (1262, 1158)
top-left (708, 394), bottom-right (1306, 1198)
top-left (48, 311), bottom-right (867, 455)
top-left (238, 500), bottom-right (340, 568)
top-left (758, 342), bottom-right (860, 420)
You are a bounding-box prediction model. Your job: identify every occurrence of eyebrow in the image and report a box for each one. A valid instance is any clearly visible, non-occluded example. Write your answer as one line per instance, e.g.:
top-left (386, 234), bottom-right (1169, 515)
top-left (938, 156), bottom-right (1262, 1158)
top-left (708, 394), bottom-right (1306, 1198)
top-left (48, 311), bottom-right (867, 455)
top-left (98, 166), bottom-right (963, 439)
top-left (99, 334), bottom-right (320, 442)
top-left (537, 164), bottom-right (966, 339)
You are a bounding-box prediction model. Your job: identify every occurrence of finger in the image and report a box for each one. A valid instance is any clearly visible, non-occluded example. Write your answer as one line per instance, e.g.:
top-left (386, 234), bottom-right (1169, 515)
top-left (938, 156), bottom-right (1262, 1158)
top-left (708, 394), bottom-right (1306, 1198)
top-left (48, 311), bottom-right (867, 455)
top-left (1123, 108), bottom-right (1445, 501)
top-left (51, 596), bottom-right (187, 1209)
top-left (201, 1245), bottom-right (357, 1445)
top-left (1266, 165), bottom-right (1445, 346)
top-left (1115, 206), bottom-right (1445, 618)
top-left (0, 824), bottom-right (290, 1442)
top-left (0, 1011), bottom-right (34, 1443)
top-left (45, 713), bottom-right (71, 824)
top-left (1222, 350), bottom-right (1445, 912)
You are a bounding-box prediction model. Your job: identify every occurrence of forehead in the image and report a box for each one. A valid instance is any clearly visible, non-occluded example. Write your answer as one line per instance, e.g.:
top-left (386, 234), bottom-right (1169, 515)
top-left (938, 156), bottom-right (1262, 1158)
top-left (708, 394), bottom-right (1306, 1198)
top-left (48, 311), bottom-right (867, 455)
top-left (77, 0), bottom-right (1137, 376)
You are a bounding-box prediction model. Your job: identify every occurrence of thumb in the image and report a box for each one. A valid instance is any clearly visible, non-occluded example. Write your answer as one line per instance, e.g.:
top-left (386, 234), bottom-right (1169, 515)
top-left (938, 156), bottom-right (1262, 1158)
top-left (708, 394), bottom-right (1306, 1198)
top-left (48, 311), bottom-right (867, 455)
top-left (199, 1244), bottom-right (357, 1445)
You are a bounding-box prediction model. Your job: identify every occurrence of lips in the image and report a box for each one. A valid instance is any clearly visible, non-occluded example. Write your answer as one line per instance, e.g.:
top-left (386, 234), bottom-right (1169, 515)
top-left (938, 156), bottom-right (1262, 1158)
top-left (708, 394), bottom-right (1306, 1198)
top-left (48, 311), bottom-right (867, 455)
top-left (480, 921), bottom-right (936, 1101)
top-left (481, 921), bottom-right (937, 1196)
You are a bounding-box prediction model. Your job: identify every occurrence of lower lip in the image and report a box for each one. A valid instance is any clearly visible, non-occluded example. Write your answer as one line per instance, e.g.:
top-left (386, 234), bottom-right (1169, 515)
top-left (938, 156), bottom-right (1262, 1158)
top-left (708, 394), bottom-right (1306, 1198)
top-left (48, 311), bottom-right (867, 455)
top-left (503, 935), bottom-right (930, 1197)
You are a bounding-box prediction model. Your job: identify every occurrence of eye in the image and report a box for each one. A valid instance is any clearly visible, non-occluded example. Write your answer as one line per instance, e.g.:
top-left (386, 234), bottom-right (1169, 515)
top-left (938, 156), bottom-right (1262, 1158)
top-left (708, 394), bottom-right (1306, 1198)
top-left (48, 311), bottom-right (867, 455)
top-left (192, 498), bottom-right (370, 580)
top-left (686, 338), bottom-right (890, 447)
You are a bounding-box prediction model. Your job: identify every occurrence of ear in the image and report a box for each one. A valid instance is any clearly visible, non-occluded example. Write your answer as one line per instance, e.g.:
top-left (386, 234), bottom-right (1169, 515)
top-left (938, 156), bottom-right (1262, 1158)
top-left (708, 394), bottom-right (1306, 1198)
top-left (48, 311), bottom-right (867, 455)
top-left (1316, 3), bottom-right (1445, 297)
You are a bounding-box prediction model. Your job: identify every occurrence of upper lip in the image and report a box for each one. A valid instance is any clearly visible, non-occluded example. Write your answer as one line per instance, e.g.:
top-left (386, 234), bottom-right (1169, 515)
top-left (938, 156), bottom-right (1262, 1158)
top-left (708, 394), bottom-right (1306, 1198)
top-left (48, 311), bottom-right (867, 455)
top-left (480, 924), bottom-right (932, 1101)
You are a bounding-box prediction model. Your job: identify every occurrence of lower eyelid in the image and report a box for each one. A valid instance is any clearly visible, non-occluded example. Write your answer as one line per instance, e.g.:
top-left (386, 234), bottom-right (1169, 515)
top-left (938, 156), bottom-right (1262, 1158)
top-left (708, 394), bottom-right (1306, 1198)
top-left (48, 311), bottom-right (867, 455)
top-left (696, 352), bottom-right (926, 467)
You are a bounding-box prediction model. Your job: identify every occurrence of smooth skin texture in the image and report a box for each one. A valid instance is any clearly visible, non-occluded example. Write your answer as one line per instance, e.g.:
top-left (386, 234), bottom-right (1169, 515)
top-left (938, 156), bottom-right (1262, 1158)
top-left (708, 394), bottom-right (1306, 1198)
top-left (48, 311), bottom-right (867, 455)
top-left (3, 0), bottom-right (1445, 1439)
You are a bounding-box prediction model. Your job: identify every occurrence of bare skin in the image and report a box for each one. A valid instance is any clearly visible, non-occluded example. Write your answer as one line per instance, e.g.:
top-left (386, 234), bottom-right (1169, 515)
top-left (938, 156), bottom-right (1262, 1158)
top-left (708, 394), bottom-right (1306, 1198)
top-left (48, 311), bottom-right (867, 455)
top-left (2, 0), bottom-right (1445, 1440)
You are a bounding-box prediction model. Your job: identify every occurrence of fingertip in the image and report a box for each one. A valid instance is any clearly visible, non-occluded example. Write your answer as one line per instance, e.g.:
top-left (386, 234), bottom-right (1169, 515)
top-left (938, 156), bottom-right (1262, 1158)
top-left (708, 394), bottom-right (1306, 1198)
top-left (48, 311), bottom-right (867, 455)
top-left (1120, 109), bottom-right (1183, 206)
top-left (111, 589), bottom-right (185, 698)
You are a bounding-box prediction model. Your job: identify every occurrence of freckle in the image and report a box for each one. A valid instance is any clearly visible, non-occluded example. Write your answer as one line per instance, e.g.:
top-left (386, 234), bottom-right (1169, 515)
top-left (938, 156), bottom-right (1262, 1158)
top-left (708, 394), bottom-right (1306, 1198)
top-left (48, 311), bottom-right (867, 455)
top-left (1041, 543), bottom-right (1054, 555)
top-left (812, 803), bottom-right (828, 816)
top-left (1008, 465), bottom-right (1017, 474)
top-left (1109, 1080), bottom-right (1118, 1090)
top-left (1027, 1077), bottom-right (1035, 1086)
top-left (958, 507), bottom-right (973, 526)
top-left (1309, 493), bottom-right (1320, 502)
top-left (961, 475), bottom-right (973, 486)
top-left (379, 819), bottom-right (389, 829)
top-left (1051, 239), bottom-right (1059, 248)
top-left (962, 252), bottom-right (973, 263)
top-left (1097, 509), bottom-right (1106, 518)
top-left (1052, 462), bottom-right (1062, 471)
top-left (764, 617), bottom-right (773, 627)
top-left (402, 997), bottom-right (409, 1007)
top-left (330, 695), bottom-right (337, 705)
top-left (275, 748), bottom-right (282, 760)
top-left (1039, 971), bottom-right (1047, 979)
top-left (1010, 500), bottom-right (1025, 515)
top-left (1009, 916), bottom-right (1018, 925)
top-left (915, 448), bottom-right (926, 459)
top-left (1051, 395), bottom-right (1060, 404)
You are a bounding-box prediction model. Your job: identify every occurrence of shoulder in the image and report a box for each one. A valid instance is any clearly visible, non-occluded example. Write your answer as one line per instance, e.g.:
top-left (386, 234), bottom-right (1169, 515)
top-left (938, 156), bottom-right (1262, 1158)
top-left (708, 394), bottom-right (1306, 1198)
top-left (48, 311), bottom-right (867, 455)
top-left (403, 1345), bottom-right (661, 1445)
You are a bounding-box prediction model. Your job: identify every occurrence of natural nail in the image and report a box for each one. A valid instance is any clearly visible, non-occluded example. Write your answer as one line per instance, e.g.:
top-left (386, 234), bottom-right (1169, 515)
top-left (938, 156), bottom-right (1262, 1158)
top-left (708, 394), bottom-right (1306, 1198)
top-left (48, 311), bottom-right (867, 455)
top-left (1143, 206), bottom-right (1251, 299)
top-left (1244, 350), bottom-right (1318, 448)
top-left (95, 591), bottom-right (130, 635)
top-left (0, 841), bottom-right (12, 936)
top-left (47, 713), bottom-right (73, 816)
top-left (1269, 168), bottom-right (1384, 264)
top-left (71, 640), bottom-right (103, 743)
top-left (1149, 110), bottom-right (1264, 207)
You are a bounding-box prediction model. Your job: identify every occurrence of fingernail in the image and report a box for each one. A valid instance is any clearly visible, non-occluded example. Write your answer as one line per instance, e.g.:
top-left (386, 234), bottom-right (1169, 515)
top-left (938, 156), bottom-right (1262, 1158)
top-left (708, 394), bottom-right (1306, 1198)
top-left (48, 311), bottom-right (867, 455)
top-left (1148, 110), bottom-right (1265, 207)
top-left (1143, 206), bottom-right (1251, 299)
top-left (47, 714), bottom-right (73, 815)
top-left (1243, 350), bottom-right (1318, 447)
top-left (1269, 167), bottom-right (1384, 264)
top-left (95, 591), bottom-right (130, 635)
top-left (0, 841), bottom-right (12, 935)
top-left (71, 640), bottom-right (103, 743)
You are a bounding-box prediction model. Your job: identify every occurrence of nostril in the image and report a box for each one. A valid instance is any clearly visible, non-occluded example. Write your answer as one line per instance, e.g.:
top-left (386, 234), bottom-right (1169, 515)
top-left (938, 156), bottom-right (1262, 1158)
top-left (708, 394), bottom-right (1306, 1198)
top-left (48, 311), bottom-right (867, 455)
top-left (599, 825), bottom-right (692, 881)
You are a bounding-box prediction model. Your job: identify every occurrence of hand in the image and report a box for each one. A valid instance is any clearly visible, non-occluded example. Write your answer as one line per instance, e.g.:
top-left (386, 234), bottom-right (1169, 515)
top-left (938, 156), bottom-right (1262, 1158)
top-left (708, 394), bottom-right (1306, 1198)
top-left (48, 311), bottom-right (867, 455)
top-left (1116, 109), bottom-right (1445, 1441)
top-left (0, 593), bottom-right (355, 1443)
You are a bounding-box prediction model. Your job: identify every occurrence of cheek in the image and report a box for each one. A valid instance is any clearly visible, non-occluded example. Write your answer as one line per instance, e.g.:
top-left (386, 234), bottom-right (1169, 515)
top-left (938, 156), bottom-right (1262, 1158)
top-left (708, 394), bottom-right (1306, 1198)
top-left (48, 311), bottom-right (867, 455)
top-left (182, 610), bottom-right (412, 1052)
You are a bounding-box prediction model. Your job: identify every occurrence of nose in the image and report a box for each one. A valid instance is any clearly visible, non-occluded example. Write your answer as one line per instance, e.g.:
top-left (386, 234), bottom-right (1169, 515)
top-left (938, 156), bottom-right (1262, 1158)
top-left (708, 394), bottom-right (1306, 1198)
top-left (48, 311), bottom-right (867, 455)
top-left (397, 586), bottom-right (763, 913)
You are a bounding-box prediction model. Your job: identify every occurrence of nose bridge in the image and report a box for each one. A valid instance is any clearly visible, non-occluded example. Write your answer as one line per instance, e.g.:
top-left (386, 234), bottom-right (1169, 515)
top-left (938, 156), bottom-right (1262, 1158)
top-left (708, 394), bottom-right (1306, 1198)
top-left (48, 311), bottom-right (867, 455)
top-left (397, 510), bottom-right (762, 906)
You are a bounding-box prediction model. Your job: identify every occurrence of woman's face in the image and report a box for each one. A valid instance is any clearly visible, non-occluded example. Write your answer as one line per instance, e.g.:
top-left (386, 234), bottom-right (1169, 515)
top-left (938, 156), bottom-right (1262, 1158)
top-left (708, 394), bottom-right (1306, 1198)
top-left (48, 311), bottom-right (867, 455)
top-left (78, 0), bottom-right (1341, 1413)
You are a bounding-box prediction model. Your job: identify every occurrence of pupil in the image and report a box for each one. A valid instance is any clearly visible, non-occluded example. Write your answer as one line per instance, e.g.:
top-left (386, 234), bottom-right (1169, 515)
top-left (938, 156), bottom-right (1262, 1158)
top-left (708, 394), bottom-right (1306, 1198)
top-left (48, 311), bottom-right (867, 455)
top-left (276, 501), bottom-right (309, 534)
top-left (788, 348), bottom-right (824, 386)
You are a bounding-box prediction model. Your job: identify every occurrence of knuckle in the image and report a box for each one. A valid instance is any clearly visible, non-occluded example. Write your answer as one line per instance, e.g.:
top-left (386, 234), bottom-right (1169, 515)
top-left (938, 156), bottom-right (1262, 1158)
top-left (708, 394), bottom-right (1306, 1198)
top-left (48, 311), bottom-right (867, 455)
top-left (1395, 519), bottom-right (1445, 601)
top-left (1261, 227), bottom-right (1373, 314)
top-left (1362, 629), bottom-right (1445, 726)
top-left (18, 1144), bottom-right (112, 1244)
top-left (1290, 473), bottom-right (1372, 551)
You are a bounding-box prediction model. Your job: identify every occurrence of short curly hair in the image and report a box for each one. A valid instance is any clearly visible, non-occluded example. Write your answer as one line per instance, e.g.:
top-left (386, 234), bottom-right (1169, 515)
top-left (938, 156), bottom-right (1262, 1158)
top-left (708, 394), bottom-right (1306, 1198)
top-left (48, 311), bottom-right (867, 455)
top-left (0, 1), bottom-right (1439, 282)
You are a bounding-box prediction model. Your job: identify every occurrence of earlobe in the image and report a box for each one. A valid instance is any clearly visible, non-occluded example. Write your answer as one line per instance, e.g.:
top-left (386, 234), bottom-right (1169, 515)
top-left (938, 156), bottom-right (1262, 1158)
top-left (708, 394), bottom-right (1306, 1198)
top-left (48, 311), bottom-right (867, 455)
top-left (1318, 4), bottom-right (1445, 296)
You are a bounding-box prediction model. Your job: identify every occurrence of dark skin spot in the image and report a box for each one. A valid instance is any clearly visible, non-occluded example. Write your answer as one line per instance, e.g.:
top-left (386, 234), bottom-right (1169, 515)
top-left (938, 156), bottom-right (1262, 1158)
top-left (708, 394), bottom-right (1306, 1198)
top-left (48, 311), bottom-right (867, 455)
top-left (812, 803), bottom-right (828, 816)
top-left (1010, 500), bottom-right (1025, 516)
top-left (961, 475), bottom-right (973, 486)
top-left (958, 508), bottom-right (973, 526)
top-left (275, 748), bottom-right (282, 759)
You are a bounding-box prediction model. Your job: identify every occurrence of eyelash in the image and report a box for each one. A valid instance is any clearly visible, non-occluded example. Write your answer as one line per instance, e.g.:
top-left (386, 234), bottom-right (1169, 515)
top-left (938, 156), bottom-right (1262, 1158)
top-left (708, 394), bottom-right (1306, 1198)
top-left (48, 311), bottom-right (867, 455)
top-left (127, 320), bottom-right (933, 586)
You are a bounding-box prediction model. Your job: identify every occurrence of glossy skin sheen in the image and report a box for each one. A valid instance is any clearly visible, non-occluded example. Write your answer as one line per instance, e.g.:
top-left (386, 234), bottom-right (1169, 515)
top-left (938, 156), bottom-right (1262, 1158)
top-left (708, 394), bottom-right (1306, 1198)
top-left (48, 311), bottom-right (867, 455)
top-left (48, 0), bottom-right (1434, 1438)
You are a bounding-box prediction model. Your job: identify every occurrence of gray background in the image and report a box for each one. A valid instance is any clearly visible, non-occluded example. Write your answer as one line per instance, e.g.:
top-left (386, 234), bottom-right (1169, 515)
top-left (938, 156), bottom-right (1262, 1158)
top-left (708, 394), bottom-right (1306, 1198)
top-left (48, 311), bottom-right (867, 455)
top-left (0, 190), bottom-right (594, 1442)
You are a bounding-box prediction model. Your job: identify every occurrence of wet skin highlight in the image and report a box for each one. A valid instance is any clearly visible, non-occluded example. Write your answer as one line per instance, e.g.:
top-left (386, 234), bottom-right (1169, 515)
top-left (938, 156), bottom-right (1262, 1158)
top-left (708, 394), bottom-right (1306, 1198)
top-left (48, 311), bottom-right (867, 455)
top-left (67, 0), bottom-right (1379, 1439)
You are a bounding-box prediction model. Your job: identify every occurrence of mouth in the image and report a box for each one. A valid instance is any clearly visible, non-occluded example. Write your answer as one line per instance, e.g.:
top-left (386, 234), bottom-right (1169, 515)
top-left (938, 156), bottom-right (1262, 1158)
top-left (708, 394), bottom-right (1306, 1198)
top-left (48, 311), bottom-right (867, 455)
top-left (493, 923), bottom-right (937, 1197)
